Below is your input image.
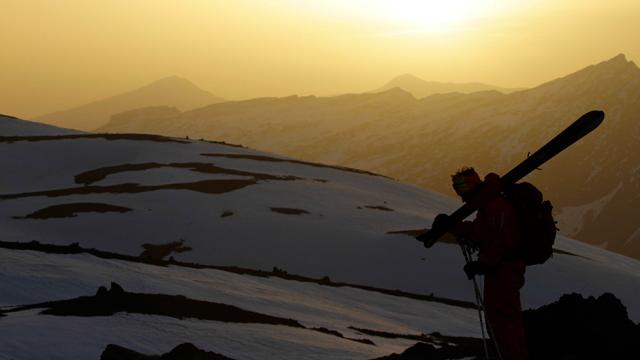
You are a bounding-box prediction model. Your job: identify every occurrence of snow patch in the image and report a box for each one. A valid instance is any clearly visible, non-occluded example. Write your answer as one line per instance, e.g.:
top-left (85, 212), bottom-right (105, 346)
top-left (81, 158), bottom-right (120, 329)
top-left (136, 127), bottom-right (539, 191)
top-left (0, 115), bottom-right (81, 136)
top-left (556, 182), bottom-right (623, 236)
top-left (585, 160), bottom-right (603, 184)
top-left (624, 227), bottom-right (640, 246)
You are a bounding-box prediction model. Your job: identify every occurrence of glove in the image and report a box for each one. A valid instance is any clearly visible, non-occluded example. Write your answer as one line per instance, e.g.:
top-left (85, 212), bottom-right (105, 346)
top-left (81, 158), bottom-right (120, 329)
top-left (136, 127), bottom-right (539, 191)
top-left (463, 261), bottom-right (487, 280)
top-left (416, 213), bottom-right (450, 246)
top-left (431, 213), bottom-right (450, 231)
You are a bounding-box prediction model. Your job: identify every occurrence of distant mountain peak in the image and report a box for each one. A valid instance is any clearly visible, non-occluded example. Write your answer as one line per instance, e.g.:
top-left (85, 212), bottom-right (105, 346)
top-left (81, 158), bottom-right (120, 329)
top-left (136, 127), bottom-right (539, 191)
top-left (158, 75), bottom-right (187, 82)
top-left (140, 76), bottom-right (206, 91)
top-left (586, 53), bottom-right (640, 75)
top-left (611, 53), bottom-right (627, 61)
top-left (151, 75), bottom-right (194, 84)
top-left (380, 86), bottom-right (414, 96)
top-left (596, 53), bottom-right (637, 70)
top-left (532, 53), bottom-right (639, 93)
top-left (390, 74), bottom-right (424, 82)
top-left (375, 74), bottom-right (522, 98)
top-left (36, 76), bottom-right (225, 131)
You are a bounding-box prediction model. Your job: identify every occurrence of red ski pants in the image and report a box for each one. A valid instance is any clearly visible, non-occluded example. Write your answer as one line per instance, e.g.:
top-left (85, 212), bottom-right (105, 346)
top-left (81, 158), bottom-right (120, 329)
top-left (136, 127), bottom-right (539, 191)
top-left (484, 263), bottom-right (528, 360)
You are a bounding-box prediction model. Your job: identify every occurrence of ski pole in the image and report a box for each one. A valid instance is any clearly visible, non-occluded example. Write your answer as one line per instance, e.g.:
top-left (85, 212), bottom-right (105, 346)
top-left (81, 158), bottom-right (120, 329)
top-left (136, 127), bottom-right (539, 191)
top-left (459, 243), bottom-right (490, 359)
top-left (460, 242), bottom-right (503, 360)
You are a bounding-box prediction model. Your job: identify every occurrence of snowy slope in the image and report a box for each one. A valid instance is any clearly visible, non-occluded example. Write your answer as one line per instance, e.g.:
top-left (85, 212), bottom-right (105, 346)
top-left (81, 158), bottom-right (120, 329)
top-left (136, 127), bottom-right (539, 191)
top-left (1, 117), bottom-right (639, 359)
top-left (97, 54), bottom-right (640, 260)
top-left (0, 114), bottom-right (80, 136)
top-left (0, 248), bottom-right (479, 360)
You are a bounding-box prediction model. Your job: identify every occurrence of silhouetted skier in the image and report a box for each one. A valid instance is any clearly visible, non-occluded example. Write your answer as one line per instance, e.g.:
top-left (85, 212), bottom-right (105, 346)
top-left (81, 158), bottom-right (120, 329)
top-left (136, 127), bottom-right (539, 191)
top-left (434, 167), bottom-right (528, 360)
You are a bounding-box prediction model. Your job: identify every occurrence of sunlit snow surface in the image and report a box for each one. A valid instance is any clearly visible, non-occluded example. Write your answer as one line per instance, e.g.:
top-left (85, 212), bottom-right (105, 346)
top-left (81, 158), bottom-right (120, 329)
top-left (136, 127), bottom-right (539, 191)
top-left (0, 249), bottom-right (477, 359)
top-left (1, 118), bottom-right (639, 359)
top-left (0, 115), bottom-right (80, 136)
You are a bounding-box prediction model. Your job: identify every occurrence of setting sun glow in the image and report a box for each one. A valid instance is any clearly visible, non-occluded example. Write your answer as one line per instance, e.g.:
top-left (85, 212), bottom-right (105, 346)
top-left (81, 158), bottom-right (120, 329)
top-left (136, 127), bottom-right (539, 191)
top-left (2, 0), bottom-right (640, 119)
top-left (306, 0), bottom-right (507, 34)
top-left (361, 0), bottom-right (494, 32)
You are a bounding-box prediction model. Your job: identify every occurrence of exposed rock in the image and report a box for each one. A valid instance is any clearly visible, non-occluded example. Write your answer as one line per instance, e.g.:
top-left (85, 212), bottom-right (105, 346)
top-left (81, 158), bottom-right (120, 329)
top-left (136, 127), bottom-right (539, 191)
top-left (523, 292), bottom-right (640, 360)
top-left (101, 342), bottom-right (236, 360)
top-left (140, 240), bottom-right (192, 261)
top-left (13, 202), bottom-right (132, 219)
top-left (372, 292), bottom-right (640, 360)
top-left (269, 207), bottom-right (309, 215)
top-left (0, 239), bottom-right (477, 309)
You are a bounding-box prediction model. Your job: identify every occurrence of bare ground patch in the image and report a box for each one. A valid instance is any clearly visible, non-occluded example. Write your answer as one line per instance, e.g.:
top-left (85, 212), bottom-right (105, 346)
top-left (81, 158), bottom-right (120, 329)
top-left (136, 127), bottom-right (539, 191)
top-left (0, 179), bottom-right (258, 200)
top-left (13, 202), bottom-right (132, 219)
top-left (0, 240), bottom-right (477, 309)
top-left (201, 153), bottom-right (389, 179)
top-left (363, 205), bottom-right (394, 212)
top-left (270, 207), bottom-right (310, 215)
top-left (0, 133), bottom-right (189, 144)
top-left (4, 282), bottom-right (305, 328)
top-left (140, 239), bottom-right (192, 261)
top-left (74, 162), bottom-right (301, 185)
top-left (2, 161), bottom-right (311, 200)
top-left (4, 282), bottom-right (374, 346)
top-left (102, 343), bottom-right (236, 360)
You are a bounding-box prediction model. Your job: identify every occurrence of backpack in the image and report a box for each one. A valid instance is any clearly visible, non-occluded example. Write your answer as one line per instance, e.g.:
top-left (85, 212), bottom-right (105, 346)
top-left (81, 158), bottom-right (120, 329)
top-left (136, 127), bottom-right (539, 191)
top-left (504, 182), bottom-right (557, 266)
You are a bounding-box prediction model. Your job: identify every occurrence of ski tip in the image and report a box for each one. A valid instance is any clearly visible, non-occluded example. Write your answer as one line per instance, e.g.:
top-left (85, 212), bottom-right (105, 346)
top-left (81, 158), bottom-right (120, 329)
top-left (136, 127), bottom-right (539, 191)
top-left (583, 110), bottom-right (605, 123)
top-left (577, 110), bottom-right (605, 130)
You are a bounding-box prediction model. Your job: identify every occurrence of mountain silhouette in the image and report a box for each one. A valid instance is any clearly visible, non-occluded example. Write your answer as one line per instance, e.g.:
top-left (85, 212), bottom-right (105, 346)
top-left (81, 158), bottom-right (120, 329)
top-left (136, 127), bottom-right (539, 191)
top-left (97, 54), bottom-right (640, 260)
top-left (36, 76), bottom-right (224, 131)
top-left (372, 73), bottom-right (524, 98)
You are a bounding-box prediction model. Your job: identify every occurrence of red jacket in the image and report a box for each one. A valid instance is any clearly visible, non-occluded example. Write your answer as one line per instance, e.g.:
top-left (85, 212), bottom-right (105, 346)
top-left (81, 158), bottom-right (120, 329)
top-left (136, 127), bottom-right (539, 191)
top-left (453, 173), bottom-right (521, 270)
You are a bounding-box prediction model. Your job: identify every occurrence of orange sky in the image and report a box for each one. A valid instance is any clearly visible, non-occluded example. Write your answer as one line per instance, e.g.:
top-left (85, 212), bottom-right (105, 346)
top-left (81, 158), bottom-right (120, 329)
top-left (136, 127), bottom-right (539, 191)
top-left (1, 0), bottom-right (639, 118)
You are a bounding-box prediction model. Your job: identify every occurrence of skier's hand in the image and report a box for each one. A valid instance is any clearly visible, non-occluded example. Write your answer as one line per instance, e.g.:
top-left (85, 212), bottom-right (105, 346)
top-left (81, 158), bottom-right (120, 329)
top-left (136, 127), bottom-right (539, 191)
top-left (463, 261), bottom-right (487, 279)
top-left (417, 214), bottom-right (449, 245)
top-left (431, 213), bottom-right (450, 231)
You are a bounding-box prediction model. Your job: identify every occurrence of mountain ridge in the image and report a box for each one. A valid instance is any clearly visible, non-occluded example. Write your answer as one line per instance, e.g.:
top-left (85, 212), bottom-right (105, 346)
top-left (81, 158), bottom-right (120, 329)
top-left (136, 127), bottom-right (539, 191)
top-left (35, 76), bottom-right (225, 131)
top-left (373, 73), bottom-right (525, 98)
top-left (96, 54), bottom-right (640, 260)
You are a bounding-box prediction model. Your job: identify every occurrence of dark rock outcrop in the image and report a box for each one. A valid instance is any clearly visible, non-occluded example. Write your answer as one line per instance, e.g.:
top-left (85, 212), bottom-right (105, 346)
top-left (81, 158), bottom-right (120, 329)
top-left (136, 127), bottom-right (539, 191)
top-left (523, 292), bottom-right (640, 360)
top-left (101, 342), bottom-right (235, 360)
top-left (14, 202), bottom-right (132, 219)
top-left (372, 292), bottom-right (639, 360)
top-left (7, 283), bottom-right (304, 328)
top-left (140, 239), bottom-right (192, 261)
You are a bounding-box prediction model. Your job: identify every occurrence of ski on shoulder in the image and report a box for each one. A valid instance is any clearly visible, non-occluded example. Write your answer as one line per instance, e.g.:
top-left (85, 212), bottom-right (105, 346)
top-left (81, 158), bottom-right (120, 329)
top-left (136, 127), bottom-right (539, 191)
top-left (417, 110), bottom-right (605, 248)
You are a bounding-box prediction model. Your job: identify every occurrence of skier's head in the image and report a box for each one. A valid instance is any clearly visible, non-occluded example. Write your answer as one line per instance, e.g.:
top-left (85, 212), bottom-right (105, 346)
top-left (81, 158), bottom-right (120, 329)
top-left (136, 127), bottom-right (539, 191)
top-left (451, 167), bottom-right (482, 201)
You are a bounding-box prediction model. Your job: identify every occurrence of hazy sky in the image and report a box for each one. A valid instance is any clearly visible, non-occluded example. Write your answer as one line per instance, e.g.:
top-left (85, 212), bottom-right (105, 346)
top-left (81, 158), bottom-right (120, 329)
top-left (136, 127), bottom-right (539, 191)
top-left (2, 0), bottom-right (639, 118)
